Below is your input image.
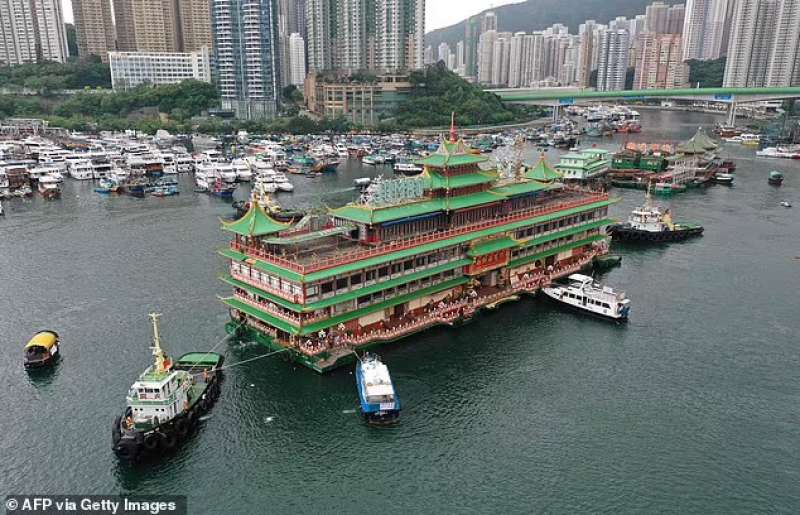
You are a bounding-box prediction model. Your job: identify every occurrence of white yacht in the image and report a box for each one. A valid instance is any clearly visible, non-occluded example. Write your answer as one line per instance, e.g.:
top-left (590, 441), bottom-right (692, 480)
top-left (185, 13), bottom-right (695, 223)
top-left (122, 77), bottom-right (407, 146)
top-left (160, 153), bottom-right (178, 175)
top-left (336, 143), bottom-right (349, 158)
top-left (216, 162), bottom-right (238, 183)
top-left (37, 173), bottom-right (62, 199)
top-left (252, 173), bottom-right (278, 193)
top-left (232, 159), bottom-right (253, 182)
top-left (174, 153), bottom-right (194, 173)
top-left (29, 165), bottom-right (64, 183)
top-left (542, 274), bottom-right (631, 321)
top-left (194, 162), bottom-right (218, 190)
top-left (68, 158), bottom-right (95, 180)
top-left (271, 171), bottom-right (294, 192)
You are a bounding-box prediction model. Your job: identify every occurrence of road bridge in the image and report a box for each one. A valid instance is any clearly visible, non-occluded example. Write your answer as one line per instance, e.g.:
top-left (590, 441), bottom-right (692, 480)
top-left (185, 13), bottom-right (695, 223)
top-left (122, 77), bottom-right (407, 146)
top-left (489, 87), bottom-right (800, 125)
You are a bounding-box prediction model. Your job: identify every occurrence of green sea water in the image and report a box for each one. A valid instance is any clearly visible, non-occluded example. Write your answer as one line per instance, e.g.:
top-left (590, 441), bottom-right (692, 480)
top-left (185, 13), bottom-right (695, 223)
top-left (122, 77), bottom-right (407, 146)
top-left (1, 111), bottom-right (798, 513)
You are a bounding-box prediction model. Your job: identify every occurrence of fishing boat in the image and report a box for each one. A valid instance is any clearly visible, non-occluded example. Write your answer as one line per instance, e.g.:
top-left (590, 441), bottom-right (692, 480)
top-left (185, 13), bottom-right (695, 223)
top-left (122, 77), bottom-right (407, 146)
top-left (95, 178), bottom-right (122, 194)
top-left (37, 174), bottom-right (61, 199)
top-left (24, 330), bottom-right (61, 369)
top-left (768, 171), bottom-right (784, 185)
top-left (355, 354), bottom-right (401, 425)
top-left (112, 314), bottom-right (223, 462)
top-left (209, 178), bottom-right (237, 198)
top-left (607, 190), bottom-right (703, 242)
top-left (542, 274), bottom-right (630, 321)
top-left (152, 184), bottom-right (179, 197)
top-left (393, 161), bottom-right (423, 175)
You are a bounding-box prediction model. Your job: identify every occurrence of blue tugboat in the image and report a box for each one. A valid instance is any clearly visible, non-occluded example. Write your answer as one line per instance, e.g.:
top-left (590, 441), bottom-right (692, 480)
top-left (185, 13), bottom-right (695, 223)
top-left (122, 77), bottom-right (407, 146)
top-left (355, 354), bottom-right (401, 425)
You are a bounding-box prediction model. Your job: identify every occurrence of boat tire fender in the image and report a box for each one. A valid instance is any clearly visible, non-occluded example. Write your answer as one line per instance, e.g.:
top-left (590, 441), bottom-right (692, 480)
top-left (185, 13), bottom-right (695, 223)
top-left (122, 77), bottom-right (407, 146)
top-left (143, 433), bottom-right (160, 451)
top-left (162, 432), bottom-right (178, 450)
top-left (175, 418), bottom-right (189, 438)
top-left (112, 416), bottom-right (122, 445)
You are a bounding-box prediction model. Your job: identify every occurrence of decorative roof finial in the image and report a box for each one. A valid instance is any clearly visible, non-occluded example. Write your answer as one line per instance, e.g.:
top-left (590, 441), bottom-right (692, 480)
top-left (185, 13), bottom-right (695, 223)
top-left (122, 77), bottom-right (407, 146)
top-left (449, 111), bottom-right (457, 143)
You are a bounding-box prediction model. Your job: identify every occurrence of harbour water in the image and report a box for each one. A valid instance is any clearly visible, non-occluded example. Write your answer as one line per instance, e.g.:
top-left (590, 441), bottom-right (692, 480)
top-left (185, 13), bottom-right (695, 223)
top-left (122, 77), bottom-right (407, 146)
top-left (1, 110), bottom-right (799, 512)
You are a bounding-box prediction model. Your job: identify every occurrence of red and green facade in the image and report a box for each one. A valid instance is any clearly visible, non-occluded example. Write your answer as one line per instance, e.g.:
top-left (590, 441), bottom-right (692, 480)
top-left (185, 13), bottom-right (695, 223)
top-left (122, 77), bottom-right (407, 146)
top-left (219, 137), bottom-right (615, 372)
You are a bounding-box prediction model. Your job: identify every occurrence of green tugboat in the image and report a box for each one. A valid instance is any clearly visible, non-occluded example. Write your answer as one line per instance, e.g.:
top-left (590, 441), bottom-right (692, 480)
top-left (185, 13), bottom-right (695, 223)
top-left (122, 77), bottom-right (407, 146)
top-left (112, 314), bottom-right (223, 462)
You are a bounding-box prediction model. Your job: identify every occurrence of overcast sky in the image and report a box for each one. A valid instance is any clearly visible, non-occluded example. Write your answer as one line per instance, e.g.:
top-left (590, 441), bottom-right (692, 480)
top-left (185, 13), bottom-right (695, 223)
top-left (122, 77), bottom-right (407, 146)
top-left (60, 0), bottom-right (521, 33)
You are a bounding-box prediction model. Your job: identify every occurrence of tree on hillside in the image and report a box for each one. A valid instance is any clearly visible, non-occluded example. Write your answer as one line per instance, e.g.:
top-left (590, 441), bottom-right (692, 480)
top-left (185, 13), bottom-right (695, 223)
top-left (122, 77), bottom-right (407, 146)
top-left (687, 58), bottom-right (726, 88)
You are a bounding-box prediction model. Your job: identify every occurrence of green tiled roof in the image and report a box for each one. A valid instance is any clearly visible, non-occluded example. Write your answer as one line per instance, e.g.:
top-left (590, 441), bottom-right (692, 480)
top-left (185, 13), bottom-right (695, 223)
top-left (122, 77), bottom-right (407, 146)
top-left (221, 204), bottom-right (291, 237)
top-left (424, 170), bottom-right (497, 189)
top-left (468, 237), bottom-right (518, 257)
top-left (492, 180), bottom-right (554, 197)
top-left (525, 155), bottom-right (562, 182)
top-left (417, 153), bottom-right (488, 168)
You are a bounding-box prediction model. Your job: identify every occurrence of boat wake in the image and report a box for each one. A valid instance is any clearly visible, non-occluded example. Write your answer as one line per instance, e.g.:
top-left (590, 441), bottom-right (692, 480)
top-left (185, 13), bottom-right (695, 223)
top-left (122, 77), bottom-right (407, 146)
top-left (263, 416), bottom-right (276, 423)
top-left (341, 409), bottom-right (357, 414)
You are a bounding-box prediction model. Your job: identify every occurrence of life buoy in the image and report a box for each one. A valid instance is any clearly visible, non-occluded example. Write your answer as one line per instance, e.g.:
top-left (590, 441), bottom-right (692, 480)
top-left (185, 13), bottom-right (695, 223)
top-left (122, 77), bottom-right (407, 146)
top-left (162, 432), bottom-right (178, 450)
top-left (143, 433), bottom-right (160, 451)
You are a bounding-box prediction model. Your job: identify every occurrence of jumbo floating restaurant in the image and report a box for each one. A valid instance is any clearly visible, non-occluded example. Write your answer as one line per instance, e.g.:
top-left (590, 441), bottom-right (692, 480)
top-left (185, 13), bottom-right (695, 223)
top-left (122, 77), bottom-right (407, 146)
top-left (219, 128), bottom-right (616, 373)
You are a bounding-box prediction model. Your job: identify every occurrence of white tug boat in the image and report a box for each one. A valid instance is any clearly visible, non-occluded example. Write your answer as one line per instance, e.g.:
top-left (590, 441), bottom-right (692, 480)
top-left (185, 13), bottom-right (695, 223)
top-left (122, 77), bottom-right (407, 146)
top-left (112, 313), bottom-right (223, 462)
top-left (542, 274), bottom-right (631, 321)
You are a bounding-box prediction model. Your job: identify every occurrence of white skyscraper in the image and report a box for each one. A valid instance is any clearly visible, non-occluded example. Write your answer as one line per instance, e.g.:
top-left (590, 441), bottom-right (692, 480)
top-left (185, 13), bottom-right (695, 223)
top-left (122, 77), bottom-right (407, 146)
top-left (683, 0), bottom-right (733, 61)
top-left (765, 0), bottom-right (800, 86)
top-left (374, 0), bottom-right (425, 71)
top-left (437, 42), bottom-right (450, 63)
top-left (212, 0), bottom-right (280, 119)
top-left (0, 0), bottom-right (67, 65)
top-left (335, 0), bottom-right (367, 71)
top-left (306, 0), bottom-right (333, 71)
top-left (477, 29), bottom-right (496, 84)
top-left (289, 33), bottom-right (307, 87)
top-left (723, 0), bottom-right (776, 87)
top-left (596, 29), bottom-right (630, 91)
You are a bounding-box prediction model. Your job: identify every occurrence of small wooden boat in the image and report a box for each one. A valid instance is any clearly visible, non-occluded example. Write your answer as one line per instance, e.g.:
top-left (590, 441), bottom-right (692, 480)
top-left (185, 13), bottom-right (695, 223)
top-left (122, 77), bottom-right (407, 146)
top-left (768, 171), bottom-right (784, 185)
top-left (24, 331), bottom-right (61, 369)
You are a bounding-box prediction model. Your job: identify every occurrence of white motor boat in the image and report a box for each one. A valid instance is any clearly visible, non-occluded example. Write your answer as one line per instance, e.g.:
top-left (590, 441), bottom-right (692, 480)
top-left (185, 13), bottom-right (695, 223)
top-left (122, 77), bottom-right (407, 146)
top-left (216, 163), bottom-right (238, 183)
top-left (253, 174), bottom-right (278, 193)
top-left (272, 172), bottom-right (294, 192)
top-left (67, 158), bottom-right (95, 180)
top-left (232, 159), bottom-right (253, 182)
top-left (542, 274), bottom-right (631, 321)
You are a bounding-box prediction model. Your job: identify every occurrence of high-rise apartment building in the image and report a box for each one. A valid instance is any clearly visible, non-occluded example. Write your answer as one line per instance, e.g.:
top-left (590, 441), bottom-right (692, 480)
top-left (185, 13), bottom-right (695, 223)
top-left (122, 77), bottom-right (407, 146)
top-left (596, 29), bottom-right (629, 91)
top-left (477, 29), bottom-right (496, 84)
top-left (645, 1), bottom-right (670, 33)
top-left (180, 0), bottom-right (214, 52)
top-left (682, 0), bottom-right (732, 60)
top-left (765, 0), bottom-right (800, 86)
top-left (633, 33), bottom-right (688, 88)
top-left (306, 0), bottom-right (334, 71)
top-left (212, 0), bottom-right (279, 119)
top-left (0, 0), bottom-right (67, 65)
top-left (113, 0), bottom-right (212, 54)
top-left (374, 0), bottom-right (424, 71)
top-left (288, 32), bottom-right (307, 87)
top-left (725, 0), bottom-right (800, 87)
top-left (71, 0), bottom-right (115, 62)
top-left (576, 20), bottom-right (600, 87)
top-left (666, 4), bottom-right (685, 34)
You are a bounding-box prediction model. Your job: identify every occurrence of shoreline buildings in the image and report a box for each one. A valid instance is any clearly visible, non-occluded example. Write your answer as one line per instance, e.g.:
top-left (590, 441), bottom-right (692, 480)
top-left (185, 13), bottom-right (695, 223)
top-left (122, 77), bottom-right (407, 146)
top-left (109, 48), bottom-right (212, 90)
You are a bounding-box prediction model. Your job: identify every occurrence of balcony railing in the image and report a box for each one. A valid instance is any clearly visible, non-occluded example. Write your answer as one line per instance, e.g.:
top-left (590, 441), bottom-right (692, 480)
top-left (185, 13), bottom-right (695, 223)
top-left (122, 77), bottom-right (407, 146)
top-left (231, 191), bottom-right (609, 276)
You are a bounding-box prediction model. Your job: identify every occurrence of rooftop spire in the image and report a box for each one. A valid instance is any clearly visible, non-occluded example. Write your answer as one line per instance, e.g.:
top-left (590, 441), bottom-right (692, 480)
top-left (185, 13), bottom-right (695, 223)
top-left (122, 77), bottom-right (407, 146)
top-left (449, 111), bottom-right (457, 143)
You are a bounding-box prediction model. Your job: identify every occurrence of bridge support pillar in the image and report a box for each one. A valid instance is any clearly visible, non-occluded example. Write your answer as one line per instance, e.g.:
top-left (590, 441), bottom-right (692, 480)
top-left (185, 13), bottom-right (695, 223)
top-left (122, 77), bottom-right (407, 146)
top-left (552, 105), bottom-right (560, 123)
top-left (726, 102), bottom-right (737, 126)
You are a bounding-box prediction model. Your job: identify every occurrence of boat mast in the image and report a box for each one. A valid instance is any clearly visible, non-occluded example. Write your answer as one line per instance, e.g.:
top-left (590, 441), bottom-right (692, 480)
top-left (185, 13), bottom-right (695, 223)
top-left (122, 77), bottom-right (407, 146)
top-left (149, 312), bottom-right (169, 373)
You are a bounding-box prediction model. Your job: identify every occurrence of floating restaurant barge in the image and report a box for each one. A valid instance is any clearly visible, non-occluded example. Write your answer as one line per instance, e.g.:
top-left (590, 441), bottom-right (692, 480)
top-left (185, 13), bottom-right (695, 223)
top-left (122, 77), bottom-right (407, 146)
top-left (219, 129), bottom-right (616, 373)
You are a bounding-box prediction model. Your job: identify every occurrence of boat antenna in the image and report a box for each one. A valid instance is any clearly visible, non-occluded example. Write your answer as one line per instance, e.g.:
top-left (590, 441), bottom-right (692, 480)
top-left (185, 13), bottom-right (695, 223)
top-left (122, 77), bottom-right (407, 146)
top-left (149, 312), bottom-right (170, 373)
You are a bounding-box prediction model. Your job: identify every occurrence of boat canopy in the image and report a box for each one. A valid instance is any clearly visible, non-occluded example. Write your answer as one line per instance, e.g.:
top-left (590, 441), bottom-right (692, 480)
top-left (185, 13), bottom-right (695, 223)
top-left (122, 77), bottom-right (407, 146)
top-left (25, 331), bottom-right (58, 350)
top-left (365, 384), bottom-right (395, 397)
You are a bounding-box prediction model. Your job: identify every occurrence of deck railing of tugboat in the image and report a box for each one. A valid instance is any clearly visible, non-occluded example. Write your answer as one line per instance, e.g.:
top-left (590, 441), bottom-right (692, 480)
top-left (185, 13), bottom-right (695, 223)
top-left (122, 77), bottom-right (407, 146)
top-left (231, 192), bottom-right (608, 276)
